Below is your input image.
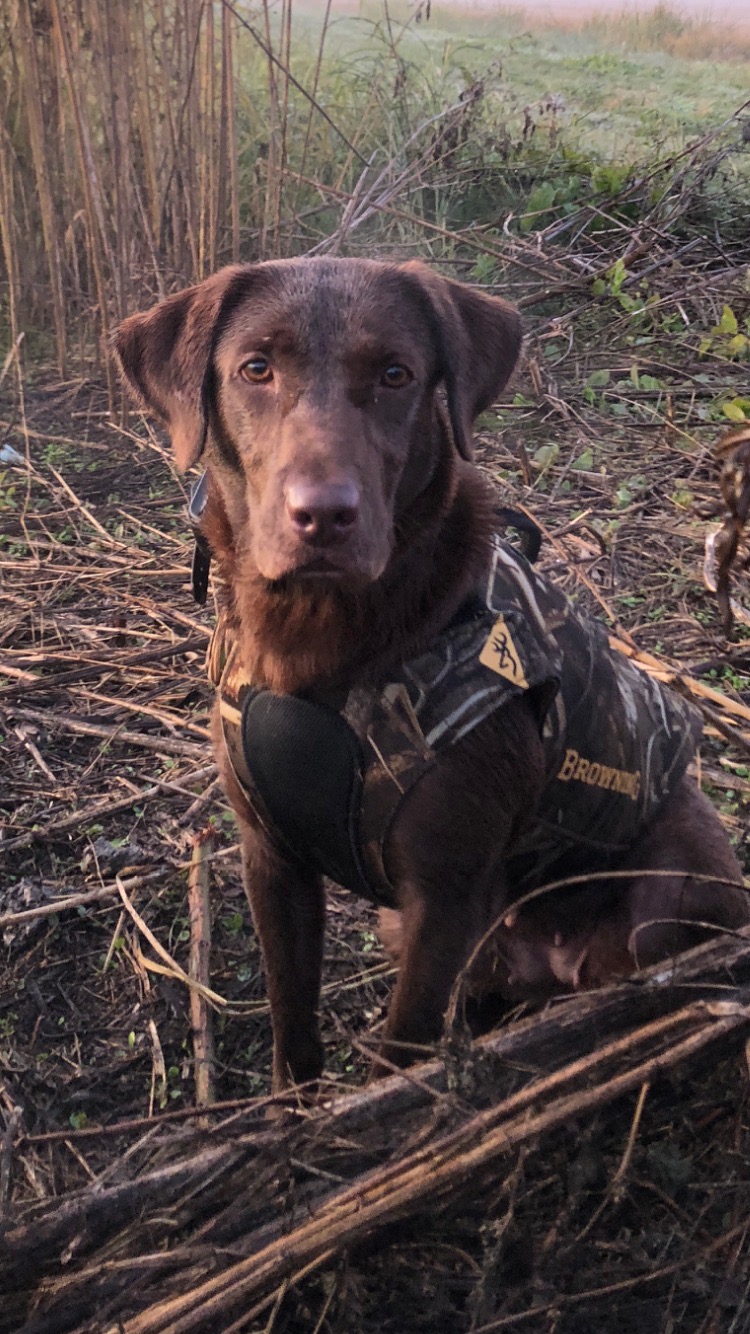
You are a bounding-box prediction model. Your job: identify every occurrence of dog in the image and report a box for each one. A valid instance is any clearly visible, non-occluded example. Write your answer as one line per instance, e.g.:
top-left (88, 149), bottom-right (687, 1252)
top-left (114, 257), bottom-right (749, 1093)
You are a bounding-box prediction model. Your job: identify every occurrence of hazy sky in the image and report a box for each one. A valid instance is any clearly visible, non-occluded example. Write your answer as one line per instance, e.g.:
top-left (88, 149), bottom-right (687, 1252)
top-left (320, 1), bottom-right (749, 32)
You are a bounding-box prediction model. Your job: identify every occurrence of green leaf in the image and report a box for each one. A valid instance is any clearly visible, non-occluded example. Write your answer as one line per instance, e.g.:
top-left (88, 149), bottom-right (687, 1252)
top-left (716, 305), bottom-right (738, 336)
top-left (592, 163), bottom-right (631, 196)
top-left (586, 369), bottom-right (610, 388)
top-left (221, 911), bottom-right (245, 935)
top-left (722, 402), bottom-right (747, 422)
top-left (608, 257), bottom-right (627, 295)
top-left (726, 334), bottom-right (748, 359)
top-left (470, 254), bottom-right (497, 284)
top-left (476, 411), bottom-right (505, 431)
top-left (532, 443), bottom-right (560, 472)
top-left (571, 448), bottom-right (594, 470)
top-left (520, 181), bottom-right (557, 234)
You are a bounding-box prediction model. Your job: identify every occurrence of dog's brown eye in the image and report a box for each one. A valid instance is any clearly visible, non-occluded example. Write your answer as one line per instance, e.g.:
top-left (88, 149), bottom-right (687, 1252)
top-left (239, 356), bottom-right (272, 384)
top-left (381, 364), bottom-right (412, 389)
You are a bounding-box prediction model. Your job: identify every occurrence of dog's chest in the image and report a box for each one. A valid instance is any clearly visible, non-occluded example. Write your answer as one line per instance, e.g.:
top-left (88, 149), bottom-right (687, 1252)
top-left (213, 588), bottom-right (557, 902)
top-left (212, 541), bottom-right (702, 904)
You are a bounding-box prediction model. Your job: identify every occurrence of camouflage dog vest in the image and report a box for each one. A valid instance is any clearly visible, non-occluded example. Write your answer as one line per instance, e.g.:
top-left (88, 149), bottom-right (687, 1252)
top-left (212, 539), bottom-right (702, 907)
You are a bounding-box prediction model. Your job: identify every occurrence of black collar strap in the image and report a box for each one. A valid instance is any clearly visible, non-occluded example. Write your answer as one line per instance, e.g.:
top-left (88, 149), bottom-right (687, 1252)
top-left (189, 472), bottom-right (211, 606)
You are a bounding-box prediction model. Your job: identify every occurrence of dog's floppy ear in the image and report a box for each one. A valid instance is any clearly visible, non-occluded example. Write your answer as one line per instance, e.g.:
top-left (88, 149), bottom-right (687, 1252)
top-left (402, 262), bottom-right (522, 461)
top-left (113, 265), bottom-right (246, 472)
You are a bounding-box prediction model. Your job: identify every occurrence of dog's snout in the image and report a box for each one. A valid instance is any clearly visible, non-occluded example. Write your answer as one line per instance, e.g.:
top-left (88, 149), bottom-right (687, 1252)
top-left (285, 479), bottom-right (360, 546)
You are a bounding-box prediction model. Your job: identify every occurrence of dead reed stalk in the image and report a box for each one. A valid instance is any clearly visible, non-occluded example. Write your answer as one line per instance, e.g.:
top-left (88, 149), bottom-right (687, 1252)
top-left (0, 0), bottom-right (265, 400)
top-left (188, 829), bottom-right (216, 1108)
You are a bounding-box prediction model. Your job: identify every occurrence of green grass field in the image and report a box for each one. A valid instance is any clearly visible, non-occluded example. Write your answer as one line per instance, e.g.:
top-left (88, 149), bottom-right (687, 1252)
top-left (293, 0), bottom-right (750, 159)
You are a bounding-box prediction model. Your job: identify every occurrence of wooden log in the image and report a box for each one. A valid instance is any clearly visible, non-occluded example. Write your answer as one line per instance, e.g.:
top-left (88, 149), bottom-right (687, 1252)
top-left (3, 929), bottom-right (749, 1331)
top-left (122, 994), bottom-right (750, 1334)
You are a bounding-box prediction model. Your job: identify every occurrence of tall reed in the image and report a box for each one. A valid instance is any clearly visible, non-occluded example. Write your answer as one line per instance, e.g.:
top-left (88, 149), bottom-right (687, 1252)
top-left (0, 0), bottom-right (483, 404)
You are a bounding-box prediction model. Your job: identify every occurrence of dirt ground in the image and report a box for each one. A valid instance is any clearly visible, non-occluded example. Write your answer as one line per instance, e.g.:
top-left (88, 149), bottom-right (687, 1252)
top-left (2, 345), bottom-right (749, 1137)
top-left (3, 370), bottom-right (750, 1328)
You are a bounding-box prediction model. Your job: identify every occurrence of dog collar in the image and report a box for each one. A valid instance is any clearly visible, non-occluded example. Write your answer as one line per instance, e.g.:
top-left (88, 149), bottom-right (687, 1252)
top-left (189, 472), bottom-right (211, 606)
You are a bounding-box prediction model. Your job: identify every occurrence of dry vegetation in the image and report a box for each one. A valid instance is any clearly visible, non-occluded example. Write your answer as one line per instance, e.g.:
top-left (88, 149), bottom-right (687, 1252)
top-left (2, 2), bottom-right (750, 1331)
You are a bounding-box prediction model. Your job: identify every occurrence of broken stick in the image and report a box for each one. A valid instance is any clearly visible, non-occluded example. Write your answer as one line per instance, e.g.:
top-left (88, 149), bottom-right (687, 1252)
top-left (188, 830), bottom-right (216, 1108)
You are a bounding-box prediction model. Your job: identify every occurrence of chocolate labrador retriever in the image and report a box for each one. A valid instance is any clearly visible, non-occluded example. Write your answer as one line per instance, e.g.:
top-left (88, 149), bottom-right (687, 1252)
top-left (114, 258), bottom-right (748, 1092)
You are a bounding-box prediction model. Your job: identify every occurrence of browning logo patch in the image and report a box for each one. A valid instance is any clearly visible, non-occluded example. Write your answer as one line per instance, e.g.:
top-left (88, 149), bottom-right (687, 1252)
top-left (557, 747), bottom-right (641, 801)
top-left (479, 614), bottom-right (529, 688)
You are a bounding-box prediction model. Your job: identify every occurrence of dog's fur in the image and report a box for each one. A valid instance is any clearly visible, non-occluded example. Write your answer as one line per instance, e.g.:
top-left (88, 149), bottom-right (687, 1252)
top-left (115, 258), bottom-right (749, 1091)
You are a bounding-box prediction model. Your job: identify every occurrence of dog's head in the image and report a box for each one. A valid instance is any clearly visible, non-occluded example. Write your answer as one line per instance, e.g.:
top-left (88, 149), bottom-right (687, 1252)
top-left (114, 258), bottom-right (521, 584)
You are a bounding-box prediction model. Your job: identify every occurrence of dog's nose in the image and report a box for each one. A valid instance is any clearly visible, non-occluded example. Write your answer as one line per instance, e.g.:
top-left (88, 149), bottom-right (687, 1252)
top-left (285, 480), bottom-right (360, 546)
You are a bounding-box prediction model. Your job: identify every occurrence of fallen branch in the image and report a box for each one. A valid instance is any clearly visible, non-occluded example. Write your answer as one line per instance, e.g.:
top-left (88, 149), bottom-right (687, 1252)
top-left (188, 831), bottom-right (216, 1108)
top-left (3, 704), bottom-right (207, 760)
top-left (3, 929), bottom-right (749, 1329)
top-left (123, 995), bottom-right (750, 1334)
top-left (0, 870), bottom-right (164, 931)
top-left (0, 634), bottom-right (209, 699)
top-left (0, 765), bottom-right (216, 857)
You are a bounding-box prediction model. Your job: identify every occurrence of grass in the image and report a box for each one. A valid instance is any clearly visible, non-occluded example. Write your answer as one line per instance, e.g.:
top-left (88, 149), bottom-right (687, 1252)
top-left (358, 0), bottom-right (750, 59)
top-left (341, 2), bottom-right (750, 141)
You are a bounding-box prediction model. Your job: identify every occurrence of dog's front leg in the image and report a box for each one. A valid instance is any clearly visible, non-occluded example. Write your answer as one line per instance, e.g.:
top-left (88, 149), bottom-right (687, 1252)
top-left (214, 707), bottom-right (326, 1095)
top-left (239, 828), bottom-right (325, 1094)
top-left (374, 697), bottom-right (546, 1077)
top-left (376, 881), bottom-right (489, 1073)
